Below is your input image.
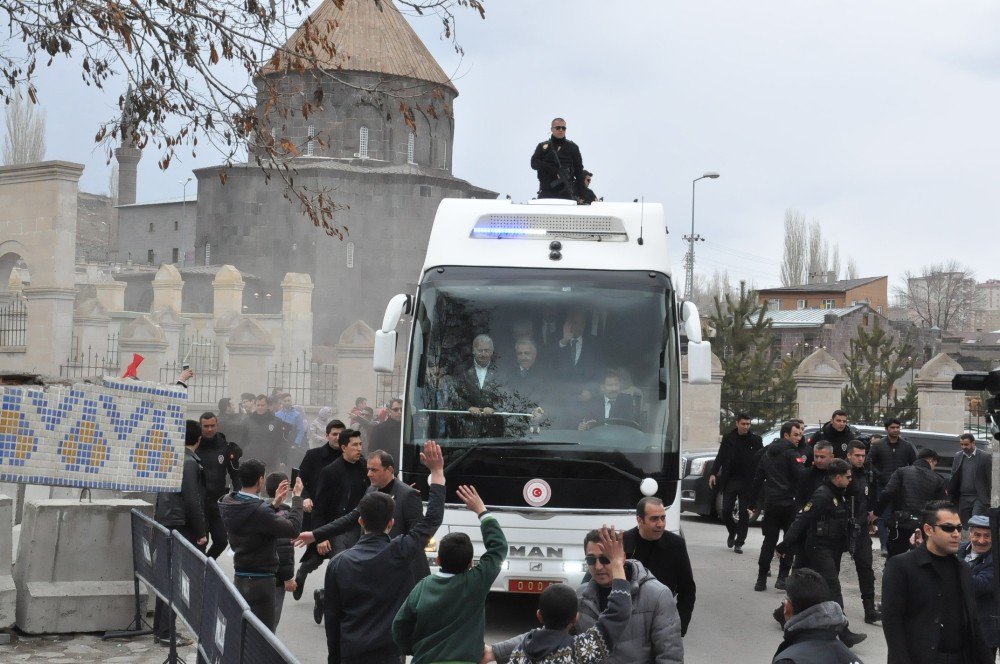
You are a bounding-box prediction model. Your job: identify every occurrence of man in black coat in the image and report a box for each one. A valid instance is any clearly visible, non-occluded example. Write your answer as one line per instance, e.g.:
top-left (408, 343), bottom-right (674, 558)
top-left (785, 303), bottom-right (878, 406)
top-left (873, 448), bottom-right (948, 558)
top-left (882, 500), bottom-right (992, 664)
top-left (530, 117), bottom-right (585, 200)
top-left (370, 398), bottom-right (403, 450)
top-left (197, 412), bottom-right (242, 559)
top-left (709, 412), bottom-right (763, 553)
top-left (243, 394), bottom-right (289, 472)
top-left (577, 369), bottom-right (640, 430)
top-left (457, 335), bottom-right (506, 438)
top-left (805, 409), bottom-right (860, 459)
top-left (949, 433), bottom-right (992, 525)
top-left (845, 440), bottom-right (880, 624)
top-left (622, 496), bottom-right (696, 636)
top-left (868, 418), bottom-right (918, 554)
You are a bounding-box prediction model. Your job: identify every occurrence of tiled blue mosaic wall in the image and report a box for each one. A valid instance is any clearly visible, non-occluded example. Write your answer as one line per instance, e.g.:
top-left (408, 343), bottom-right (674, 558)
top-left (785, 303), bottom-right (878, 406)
top-left (0, 377), bottom-right (186, 491)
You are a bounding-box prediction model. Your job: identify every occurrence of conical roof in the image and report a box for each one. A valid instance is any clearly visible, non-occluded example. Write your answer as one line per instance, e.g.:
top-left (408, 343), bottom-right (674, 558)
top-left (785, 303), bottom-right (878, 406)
top-left (264, 0), bottom-right (456, 93)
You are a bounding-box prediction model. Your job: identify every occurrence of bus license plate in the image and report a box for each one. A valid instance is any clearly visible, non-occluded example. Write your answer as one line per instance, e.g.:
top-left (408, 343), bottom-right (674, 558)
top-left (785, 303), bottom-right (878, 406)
top-left (508, 579), bottom-right (561, 593)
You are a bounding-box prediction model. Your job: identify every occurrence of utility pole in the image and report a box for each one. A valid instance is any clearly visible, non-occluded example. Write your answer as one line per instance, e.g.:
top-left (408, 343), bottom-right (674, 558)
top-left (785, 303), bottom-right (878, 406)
top-left (683, 172), bottom-right (720, 300)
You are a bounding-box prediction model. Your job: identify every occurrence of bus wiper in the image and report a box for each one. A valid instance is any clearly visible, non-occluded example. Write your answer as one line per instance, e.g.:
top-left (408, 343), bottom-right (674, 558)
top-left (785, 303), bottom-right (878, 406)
top-left (504, 455), bottom-right (644, 485)
top-left (444, 440), bottom-right (578, 474)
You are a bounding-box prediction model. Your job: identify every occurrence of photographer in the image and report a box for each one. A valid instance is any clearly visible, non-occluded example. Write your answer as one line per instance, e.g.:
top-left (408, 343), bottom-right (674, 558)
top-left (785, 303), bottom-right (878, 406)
top-left (530, 118), bottom-right (585, 201)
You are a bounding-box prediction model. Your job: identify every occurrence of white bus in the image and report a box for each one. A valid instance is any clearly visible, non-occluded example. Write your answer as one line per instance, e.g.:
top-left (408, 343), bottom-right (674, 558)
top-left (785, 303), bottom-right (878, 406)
top-left (374, 198), bottom-right (711, 592)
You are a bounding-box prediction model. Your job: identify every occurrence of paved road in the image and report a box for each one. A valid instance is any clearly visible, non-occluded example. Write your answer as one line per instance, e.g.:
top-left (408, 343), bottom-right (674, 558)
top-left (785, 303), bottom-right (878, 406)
top-left (215, 513), bottom-right (889, 663)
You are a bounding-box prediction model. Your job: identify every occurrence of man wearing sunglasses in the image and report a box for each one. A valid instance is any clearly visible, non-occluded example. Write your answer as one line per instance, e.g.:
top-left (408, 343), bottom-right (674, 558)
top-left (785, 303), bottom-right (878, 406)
top-left (882, 501), bottom-right (992, 664)
top-left (530, 118), bottom-right (586, 201)
top-left (488, 527), bottom-right (684, 663)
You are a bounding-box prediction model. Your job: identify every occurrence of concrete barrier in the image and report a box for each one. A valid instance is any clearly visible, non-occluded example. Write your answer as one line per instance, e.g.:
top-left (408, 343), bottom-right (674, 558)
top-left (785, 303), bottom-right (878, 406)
top-left (14, 498), bottom-right (152, 633)
top-left (0, 494), bottom-right (14, 628)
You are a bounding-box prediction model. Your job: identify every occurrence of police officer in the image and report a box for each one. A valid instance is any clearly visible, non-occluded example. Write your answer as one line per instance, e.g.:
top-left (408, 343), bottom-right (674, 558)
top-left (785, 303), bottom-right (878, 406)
top-left (530, 117), bottom-right (585, 201)
top-left (805, 409), bottom-right (860, 460)
top-left (198, 411), bottom-right (242, 559)
top-left (777, 459), bottom-right (867, 647)
top-left (872, 447), bottom-right (947, 558)
top-left (845, 440), bottom-right (880, 624)
top-left (796, 441), bottom-right (835, 507)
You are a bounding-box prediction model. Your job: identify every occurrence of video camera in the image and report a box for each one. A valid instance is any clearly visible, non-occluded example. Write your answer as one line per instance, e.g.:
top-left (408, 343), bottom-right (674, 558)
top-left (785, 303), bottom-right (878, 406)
top-left (952, 368), bottom-right (1000, 441)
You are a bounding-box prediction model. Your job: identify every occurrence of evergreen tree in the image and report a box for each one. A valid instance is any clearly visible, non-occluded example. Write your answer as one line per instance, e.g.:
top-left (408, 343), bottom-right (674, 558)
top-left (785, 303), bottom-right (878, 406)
top-left (841, 322), bottom-right (918, 427)
top-left (710, 282), bottom-right (797, 434)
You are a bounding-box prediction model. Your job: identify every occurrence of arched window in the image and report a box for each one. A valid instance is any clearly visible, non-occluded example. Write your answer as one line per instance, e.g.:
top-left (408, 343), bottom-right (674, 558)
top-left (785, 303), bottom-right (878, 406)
top-left (307, 124), bottom-right (315, 156)
top-left (440, 138), bottom-right (448, 169)
top-left (346, 241), bottom-right (355, 268)
top-left (359, 126), bottom-right (369, 158)
top-left (407, 132), bottom-right (416, 164)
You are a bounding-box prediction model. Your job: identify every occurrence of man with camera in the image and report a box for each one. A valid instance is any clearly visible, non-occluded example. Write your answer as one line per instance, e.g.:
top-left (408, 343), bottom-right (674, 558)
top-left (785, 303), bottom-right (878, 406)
top-left (530, 117), bottom-right (585, 201)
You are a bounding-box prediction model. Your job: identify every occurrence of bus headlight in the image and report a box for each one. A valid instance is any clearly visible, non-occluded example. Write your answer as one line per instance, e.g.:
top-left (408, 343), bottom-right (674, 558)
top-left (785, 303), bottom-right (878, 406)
top-left (424, 537), bottom-right (437, 553)
top-left (563, 561), bottom-right (584, 574)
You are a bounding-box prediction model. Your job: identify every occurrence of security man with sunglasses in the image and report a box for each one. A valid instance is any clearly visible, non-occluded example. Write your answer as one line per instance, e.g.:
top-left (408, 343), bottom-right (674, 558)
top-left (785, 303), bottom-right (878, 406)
top-left (530, 117), bottom-right (586, 201)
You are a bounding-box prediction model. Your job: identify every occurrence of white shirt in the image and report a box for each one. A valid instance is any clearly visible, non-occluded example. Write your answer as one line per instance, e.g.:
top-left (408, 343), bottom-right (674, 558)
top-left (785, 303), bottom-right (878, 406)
top-left (475, 363), bottom-right (489, 388)
top-left (604, 397), bottom-right (614, 419)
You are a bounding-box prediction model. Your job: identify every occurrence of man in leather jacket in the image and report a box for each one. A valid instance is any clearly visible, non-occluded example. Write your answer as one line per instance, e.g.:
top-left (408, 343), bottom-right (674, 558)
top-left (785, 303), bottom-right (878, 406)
top-left (873, 447), bottom-right (948, 558)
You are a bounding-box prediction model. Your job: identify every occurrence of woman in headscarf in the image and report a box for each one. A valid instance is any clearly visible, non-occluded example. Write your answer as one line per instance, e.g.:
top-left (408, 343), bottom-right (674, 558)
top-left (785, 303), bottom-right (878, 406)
top-left (307, 406), bottom-right (334, 448)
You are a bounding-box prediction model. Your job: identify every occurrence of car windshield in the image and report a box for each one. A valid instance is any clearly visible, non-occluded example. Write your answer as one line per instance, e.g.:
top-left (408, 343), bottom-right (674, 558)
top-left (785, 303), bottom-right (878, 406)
top-left (402, 267), bottom-right (679, 481)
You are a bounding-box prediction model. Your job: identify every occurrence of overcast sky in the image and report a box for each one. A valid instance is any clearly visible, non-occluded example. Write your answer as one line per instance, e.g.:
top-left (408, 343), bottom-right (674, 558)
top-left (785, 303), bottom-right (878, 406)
top-left (21, 1), bottom-right (1000, 293)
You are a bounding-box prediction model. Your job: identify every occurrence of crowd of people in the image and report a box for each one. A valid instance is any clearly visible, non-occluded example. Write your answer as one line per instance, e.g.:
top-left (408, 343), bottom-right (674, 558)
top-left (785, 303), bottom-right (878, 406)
top-left (713, 409), bottom-right (997, 662)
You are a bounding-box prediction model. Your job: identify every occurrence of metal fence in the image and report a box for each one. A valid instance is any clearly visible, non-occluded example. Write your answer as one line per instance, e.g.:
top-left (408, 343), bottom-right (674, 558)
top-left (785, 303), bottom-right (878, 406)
top-left (719, 393), bottom-right (798, 435)
top-left (844, 401), bottom-right (919, 429)
top-left (0, 295), bottom-right (27, 347)
top-left (162, 360), bottom-right (228, 406)
top-left (59, 346), bottom-right (120, 379)
top-left (179, 332), bottom-right (222, 370)
top-left (965, 394), bottom-right (992, 439)
top-left (374, 364), bottom-right (406, 409)
top-left (267, 352), bottom-right (337, 407)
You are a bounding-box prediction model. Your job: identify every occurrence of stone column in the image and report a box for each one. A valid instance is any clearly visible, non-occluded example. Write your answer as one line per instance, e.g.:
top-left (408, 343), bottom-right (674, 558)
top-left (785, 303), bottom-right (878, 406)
top-left (151, 264), bottom-right (184, 313)
top-left (118, 315), bottom-right (168, 382)
top-left (94, 278), bottom-right (127, 312)
top-left (281, 273), bottom-right (314, 364)
top-left (152, 307), bottom-right (188, 366)
top-left (0, 494), bottom-right (15, 628)
top-left (227, 318), bottom-right (276, 396)
top-left (794, 348), bottom-right (846, 426)
top-left (72, 298), bottom-right (111, 361)
top-left (915, 353), bottom-right (966, 434)
top-left (333, 321), bottom-right (376, 419)
top-left (213, 311), bottom-right (242, 368)
top-left (213, 265), bottom-right (245, 318)
top-left (23, 287), bottom-right (77, 374)
top-left (681, 352), bottom-right (725, 448)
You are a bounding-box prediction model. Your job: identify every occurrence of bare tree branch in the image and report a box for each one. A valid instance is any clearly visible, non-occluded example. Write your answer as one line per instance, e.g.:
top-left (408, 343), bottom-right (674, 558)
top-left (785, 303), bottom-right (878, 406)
top-left (2, 86), bottom-right (45, 164)
top-left (780, 208), bottom-right (807, 287)
top-left (894, 261), bottom-right (978, 331)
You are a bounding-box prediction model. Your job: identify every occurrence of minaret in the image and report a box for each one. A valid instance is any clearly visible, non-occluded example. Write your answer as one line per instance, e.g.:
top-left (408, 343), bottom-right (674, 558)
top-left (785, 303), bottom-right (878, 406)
top-left (114, 87), bottom-right (141, 206)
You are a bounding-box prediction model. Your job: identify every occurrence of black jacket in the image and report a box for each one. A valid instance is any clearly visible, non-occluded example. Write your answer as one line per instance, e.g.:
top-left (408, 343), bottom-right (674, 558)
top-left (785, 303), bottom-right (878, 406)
top-left (324, 483), bottom-right (444, 661)
top-left (873, 459), bottom-right (948, 517)
top-left (272, 504), bottom-right (296, 584)
top-left (780, 482), bottom-right (851, 554)
top-left (530, 136), bottom-right (584, 198)
top-left (710, 429), bottom-right (763, 491)
top-left (795, 466), bottom-right (828, 508)
top-left (369, 418), bottom-right (401, 454)
top-left (217, 413), bottom-right (248, 448)
top-left (806, 421), bottom-right (861, 459)
top-left (751, 439), bottom-right (808, 508)
top-left (154, 448), bottom-right (207, 539)
top-left (949, 450), bottom-right (992, 505)
top-left (622, 527), bottom-right (696, 636)
top-left (313, 478), bottom-right (431, 581)
top-left (869, 436), bottom-right (917, 489)
top-left (846, 466), bottom-right (873, 519)
top-left (772, 601), bottom-right (861, 664)
top-left (314, 456), bottom-right (368, 526)
top-left (218, 491), bottom-right (303, 575)
top-left (299, 442), bottom-right (341, 530)
top-left (197, 432), bottom-right (242, 499)
top-left (882, 544), bottom-right (992, 664)
top-left (243, 411), bottom-right (288, 470)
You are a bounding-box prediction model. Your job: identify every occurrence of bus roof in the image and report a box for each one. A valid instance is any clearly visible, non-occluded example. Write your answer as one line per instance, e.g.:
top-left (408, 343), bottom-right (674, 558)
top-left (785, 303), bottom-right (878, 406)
top-left (421, 198), bottom-right (673, 277)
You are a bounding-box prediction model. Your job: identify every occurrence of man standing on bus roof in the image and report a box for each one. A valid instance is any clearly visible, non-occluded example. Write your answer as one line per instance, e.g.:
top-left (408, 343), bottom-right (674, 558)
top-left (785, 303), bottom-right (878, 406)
top-left (531, 117), bottom-right (585, 201)
top-left (709, 412), bottom-right (763, 554)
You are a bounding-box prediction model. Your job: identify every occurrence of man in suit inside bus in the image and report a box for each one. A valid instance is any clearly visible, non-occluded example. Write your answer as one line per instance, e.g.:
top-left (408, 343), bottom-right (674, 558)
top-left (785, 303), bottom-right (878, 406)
top-left (459, 334), bottom-right (506, 438)
top-left (578, 370), bottom-right (640, 430)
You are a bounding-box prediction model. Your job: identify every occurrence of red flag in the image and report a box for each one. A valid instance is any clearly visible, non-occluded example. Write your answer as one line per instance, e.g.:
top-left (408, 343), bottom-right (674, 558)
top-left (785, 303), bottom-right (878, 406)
top-left (122, 353), bottom-right (144, 380)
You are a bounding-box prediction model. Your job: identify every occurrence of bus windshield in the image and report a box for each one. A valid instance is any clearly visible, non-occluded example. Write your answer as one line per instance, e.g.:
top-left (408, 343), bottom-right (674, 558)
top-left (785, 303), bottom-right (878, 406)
top-left (401, 266), bottom-right (680, 508)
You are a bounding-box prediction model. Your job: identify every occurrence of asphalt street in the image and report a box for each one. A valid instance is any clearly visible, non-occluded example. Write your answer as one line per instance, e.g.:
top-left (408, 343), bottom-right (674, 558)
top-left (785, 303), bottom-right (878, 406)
top-left (214, 513), bottom-right (889, 663)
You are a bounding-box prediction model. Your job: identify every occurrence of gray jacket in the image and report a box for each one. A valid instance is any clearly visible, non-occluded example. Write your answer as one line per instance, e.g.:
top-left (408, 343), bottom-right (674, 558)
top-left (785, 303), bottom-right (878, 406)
top-left (492, 560), bottom-right (683, 664)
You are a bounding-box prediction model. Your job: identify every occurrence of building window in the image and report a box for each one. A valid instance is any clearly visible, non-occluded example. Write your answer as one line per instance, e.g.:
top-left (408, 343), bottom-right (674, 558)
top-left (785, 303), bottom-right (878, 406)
top-left (174, 220), bottom-right (179, 231)
top-left (796, 299), bottom-right (807, 310)
top-left (171, 248), bottom-right (179, 263)
top-left (307, 124), bottom-right (315, 156)
top-left (823, 299), bottom-right (836, 309)
top-left (346, 242), bottom-right (355, 268)
top-left (149, 222), bottom-right (154, 233)
top-left (359, 126), bottom-right (369, 158)
top-left (768, 299), bottom-right (781, 311)
top-left (440, 138), bottom-right (448, 169)
top-left (147, 249), bottom-right (155, 264)
top-left (876, 305), bottom-right (883, 314)
top-left (407, 132), bottom-right (415, 164)
top-left (205, 242), bottom-right (211, 266)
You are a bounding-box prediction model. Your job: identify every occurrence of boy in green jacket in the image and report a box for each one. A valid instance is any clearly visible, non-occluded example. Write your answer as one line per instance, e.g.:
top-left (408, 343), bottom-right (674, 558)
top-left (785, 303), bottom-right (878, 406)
top-left (393, 485), bottom-right (507, 664)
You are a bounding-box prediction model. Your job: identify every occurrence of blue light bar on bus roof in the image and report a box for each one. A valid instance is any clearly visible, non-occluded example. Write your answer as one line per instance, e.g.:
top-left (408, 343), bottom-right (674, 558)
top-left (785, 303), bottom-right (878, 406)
top-left (470, 213), bottom-right (629, 241)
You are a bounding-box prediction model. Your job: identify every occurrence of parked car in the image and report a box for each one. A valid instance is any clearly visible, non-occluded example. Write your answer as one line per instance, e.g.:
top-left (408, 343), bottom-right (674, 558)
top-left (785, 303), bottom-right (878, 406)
top-left (681, 424), bottom-right (986, 522)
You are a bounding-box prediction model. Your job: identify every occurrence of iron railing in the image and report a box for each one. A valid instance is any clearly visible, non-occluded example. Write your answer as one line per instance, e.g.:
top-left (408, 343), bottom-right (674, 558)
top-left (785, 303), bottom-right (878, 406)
top-left (0, 295), bottom-right (27, 347)
top-left (267, 352), bottom-right (337, 407)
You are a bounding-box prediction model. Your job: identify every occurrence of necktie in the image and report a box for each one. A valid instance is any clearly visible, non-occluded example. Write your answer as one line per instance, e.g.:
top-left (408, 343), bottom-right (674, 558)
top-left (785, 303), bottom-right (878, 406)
top-left (571, 338), bottom-right (579, 365)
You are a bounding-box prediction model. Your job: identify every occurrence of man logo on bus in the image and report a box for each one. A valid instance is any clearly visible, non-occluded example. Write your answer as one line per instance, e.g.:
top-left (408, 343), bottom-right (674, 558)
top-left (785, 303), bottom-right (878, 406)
top-left (523, 478), bottom-right (552, 507)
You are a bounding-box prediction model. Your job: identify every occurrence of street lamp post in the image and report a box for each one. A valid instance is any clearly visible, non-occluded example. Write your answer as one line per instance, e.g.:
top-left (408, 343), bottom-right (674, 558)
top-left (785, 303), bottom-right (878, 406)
top-left (683, 171), bottom-right (720, 300)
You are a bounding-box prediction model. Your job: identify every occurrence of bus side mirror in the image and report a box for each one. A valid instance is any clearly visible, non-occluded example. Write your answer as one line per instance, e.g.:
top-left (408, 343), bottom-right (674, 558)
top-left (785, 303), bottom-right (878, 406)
top-left (374, 293), bottom-right (412, 373)
top-left (681, 301), bottom-right (712, 384)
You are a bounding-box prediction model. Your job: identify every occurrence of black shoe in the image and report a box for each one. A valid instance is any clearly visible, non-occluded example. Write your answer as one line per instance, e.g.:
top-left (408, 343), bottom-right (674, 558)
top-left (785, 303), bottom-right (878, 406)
top-left (313, 589), bottom-right (324, 625)
top-left (772, 605), bottom-right (786, 627)
top-left (774, 576), bottom-right (787, 591)
top-left (839, 628), bottom-right (867, 647)
top-left (754, 576), bottom-right (767, 592)
top-left (727, 534), bottom-right (735, 548)
top-left (863, 599), bottom-right (882, 624)
top-left (733, 545), bottom-right (743, 554)
top-left (292, 572), bottom-right (305, 601)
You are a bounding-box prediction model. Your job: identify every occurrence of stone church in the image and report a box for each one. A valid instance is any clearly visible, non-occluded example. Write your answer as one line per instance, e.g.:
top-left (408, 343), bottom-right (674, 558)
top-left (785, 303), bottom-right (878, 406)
top-left (186, 0), bottom-right (496, 346)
